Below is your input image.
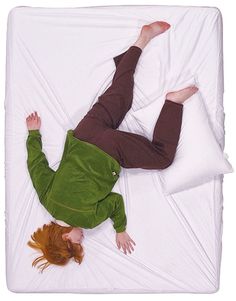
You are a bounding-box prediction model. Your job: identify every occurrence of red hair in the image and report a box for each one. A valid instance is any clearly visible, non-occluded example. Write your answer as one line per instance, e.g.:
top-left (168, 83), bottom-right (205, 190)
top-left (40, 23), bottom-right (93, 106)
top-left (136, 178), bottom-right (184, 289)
top-left (27, 221), bottom-right (84, 273)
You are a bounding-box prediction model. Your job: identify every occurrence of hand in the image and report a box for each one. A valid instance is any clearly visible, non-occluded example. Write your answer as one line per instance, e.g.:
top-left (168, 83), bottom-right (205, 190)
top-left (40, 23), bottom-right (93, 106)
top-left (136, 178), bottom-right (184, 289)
top-left (116, 231), bottom-right (136, 255)
top-left (26, 111), bottom-right (41, 130)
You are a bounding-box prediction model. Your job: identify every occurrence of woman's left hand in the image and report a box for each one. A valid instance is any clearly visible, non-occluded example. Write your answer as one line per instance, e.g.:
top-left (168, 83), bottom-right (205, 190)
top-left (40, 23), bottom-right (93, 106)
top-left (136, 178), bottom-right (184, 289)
top-left (116, 231), bottom-right (136, 255)
top-left (26, 111), bottom-right (41, 130)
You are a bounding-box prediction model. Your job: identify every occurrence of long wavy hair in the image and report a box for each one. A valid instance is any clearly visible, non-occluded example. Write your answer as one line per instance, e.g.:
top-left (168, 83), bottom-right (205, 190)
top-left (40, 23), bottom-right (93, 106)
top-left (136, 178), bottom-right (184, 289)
top-left (27, 221), bottom-right (84, 273)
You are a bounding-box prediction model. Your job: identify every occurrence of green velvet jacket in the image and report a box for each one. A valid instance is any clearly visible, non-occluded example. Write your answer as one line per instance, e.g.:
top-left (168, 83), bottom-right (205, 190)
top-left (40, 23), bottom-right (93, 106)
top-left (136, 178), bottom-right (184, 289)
top-left (26, 129), bottom-right (127, 233)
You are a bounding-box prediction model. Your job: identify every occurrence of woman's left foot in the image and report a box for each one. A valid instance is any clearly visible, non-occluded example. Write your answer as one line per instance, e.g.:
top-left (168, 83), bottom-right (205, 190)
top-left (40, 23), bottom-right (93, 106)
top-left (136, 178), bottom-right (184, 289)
top-left (166, 86), bottom-right (199, 104)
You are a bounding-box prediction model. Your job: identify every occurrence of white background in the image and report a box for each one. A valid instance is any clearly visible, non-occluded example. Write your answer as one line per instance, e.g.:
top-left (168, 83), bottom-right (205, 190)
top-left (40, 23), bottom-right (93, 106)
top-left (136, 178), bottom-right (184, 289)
top-left (1, 0), bottom-right (235, 299)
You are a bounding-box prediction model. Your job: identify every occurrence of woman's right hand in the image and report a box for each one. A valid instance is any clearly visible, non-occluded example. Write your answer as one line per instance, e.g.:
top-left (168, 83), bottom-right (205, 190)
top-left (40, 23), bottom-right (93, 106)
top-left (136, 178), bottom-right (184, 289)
top-left (26, 111), bottom-right (41, 130)
top-left (116, 231), bottom-right (136, 255)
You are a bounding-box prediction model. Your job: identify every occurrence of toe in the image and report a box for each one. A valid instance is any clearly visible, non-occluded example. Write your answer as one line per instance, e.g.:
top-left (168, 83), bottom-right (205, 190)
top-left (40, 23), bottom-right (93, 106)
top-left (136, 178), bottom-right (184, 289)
top-left (192, 86), bottom-right (199, 92)
top-left (159, 21), bottom-right (171, 29)
top-left (163, 22), bottom-right (171, 29)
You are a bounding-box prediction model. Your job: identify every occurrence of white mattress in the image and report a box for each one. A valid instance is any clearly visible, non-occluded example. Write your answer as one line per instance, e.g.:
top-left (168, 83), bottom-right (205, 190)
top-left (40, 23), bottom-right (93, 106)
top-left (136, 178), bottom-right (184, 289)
top-left (5, 5), bottom-right (225, 293)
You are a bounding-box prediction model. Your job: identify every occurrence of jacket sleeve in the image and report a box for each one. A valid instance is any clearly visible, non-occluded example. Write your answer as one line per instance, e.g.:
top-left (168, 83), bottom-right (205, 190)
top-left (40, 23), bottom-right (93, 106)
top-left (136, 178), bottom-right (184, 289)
top-left (26, 129), bottom-right (55, 204)
top-left (93, 192), bottom-right (127, 233)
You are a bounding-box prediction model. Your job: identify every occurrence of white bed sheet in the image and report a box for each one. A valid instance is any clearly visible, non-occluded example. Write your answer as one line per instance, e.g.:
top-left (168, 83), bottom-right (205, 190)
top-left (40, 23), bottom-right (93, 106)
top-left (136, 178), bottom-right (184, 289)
top-left (5, 5), bottom-right (225, 293)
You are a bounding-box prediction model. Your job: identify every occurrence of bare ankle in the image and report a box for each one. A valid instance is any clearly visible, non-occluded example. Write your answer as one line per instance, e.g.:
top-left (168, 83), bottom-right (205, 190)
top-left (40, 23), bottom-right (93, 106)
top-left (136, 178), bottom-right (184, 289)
top-left (133, 35), bottom-right (150, 50)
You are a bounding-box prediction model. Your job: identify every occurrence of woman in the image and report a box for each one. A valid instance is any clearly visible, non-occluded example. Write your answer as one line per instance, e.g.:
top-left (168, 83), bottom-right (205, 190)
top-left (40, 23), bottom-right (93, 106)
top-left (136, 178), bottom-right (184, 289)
top-left (26, 21), bottom-right (198, 272)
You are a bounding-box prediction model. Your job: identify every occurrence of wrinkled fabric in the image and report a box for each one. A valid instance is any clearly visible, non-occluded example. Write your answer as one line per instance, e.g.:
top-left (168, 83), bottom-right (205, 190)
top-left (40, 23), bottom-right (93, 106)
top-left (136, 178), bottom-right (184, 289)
top-left (6, 5), bottom-right (225, 293)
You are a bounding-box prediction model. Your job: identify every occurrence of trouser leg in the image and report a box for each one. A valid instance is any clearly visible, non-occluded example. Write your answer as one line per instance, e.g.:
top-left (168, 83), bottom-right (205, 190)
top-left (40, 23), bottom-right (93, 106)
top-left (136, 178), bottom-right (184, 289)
top-left (73, 45), bottom-right (142, 143)
top-left (84, 45), bottom-right (142, 129)
top-left (113, 49), bottom-right (129, 68)
top-left (96, 99), bottom-right (183, 169)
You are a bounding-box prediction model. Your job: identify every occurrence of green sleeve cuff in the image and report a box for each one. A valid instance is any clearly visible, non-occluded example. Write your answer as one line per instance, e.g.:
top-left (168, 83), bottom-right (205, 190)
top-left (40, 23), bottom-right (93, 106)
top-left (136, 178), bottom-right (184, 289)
top-left (28, 129), bottom-right (41, 136)
top-left (115, 225), bottom-right (126, 233)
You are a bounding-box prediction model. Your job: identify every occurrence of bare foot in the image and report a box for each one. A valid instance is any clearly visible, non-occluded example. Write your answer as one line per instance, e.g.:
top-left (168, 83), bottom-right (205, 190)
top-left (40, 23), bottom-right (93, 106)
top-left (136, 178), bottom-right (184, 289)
top-left (133, 21), bottom-right (171, 49)
top-left (166, 86), bottom-right (199, 104)
top-left (141, 21), bottom-right (171, 41)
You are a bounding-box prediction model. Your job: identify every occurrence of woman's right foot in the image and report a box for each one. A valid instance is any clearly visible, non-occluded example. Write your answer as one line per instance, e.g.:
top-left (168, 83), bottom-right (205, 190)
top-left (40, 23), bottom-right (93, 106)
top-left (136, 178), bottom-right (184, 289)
top-left (166, 86), bottom-right (199, 104)
top-left (133, 21), bottom-right (171, 49)
top-left (141, 21), bottom-right (171, 41)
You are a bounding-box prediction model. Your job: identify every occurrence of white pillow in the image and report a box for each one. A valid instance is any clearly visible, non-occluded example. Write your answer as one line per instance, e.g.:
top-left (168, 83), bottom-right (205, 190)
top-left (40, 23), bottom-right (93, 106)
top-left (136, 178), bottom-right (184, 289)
top-left (131, 76), bottom-right (234, 195)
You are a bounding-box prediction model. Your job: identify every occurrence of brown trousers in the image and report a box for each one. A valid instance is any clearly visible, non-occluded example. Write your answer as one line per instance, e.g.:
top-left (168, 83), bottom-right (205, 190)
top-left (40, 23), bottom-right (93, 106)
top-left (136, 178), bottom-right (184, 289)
top-left (73, 46), bottom-right (183, 169)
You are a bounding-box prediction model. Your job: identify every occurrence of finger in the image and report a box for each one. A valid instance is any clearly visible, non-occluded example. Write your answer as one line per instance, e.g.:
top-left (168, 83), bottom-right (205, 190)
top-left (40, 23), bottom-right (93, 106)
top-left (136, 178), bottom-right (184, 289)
top-left (130, 239), bottom-right (136, 246)
top-left (116, 239), bottom-right (120, 249)
top-left (35, 111), bottom-right (39, 119)
top-left (122, 244), bottom-right (127, 255)
top-left (125, 242), bottom-right (131, 254)
top-left (128, 241), bottom-right (134, 251)
top-left (117, 241), bottom-right (121, 249)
